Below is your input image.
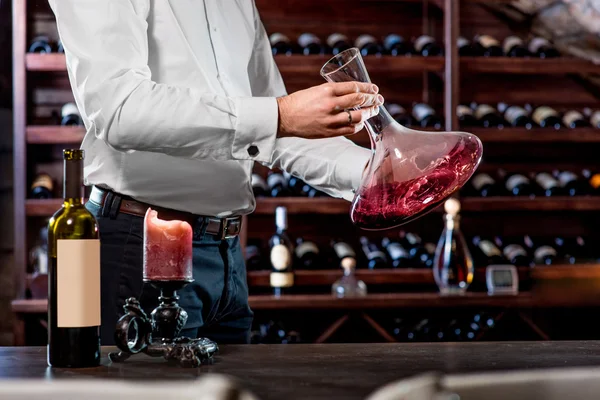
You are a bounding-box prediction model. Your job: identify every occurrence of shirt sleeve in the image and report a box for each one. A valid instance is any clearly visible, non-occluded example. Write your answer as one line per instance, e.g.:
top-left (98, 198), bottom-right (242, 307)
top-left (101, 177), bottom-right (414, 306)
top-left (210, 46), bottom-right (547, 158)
top-left (248, 4), bottom-right (371, 201)
top-left (48, 0), bottom-right (278, 164)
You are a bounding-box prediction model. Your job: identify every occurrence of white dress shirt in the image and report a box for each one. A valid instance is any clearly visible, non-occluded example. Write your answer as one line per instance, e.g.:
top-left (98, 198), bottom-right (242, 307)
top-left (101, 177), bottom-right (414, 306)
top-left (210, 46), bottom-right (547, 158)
top-left (49, 0), bottom-right (370, 217)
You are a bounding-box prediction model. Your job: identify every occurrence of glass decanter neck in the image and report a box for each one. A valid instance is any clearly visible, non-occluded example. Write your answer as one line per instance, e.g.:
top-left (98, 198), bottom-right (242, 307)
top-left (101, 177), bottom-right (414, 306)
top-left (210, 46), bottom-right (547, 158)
top-left (365, 105), bottom-right (395, 138)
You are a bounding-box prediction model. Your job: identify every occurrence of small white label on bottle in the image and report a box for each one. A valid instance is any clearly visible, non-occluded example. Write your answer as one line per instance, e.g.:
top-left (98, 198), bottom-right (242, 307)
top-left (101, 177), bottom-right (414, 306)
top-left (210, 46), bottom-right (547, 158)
top-left (270, 244), bottom-right (292, 271)
top-left (295, 241), bottom-right (319, 259)
top-left (591, 111), bottom-right (600, 128)
top-left (474, 104), bottom-right (497, 120)
top-left (457, 36), bottom-right (470, 48)
top-left (334, 242), bottom-right (356, 259)
top-left (367, 250), bottom-right (387, 260)
top-left (57, 239), bottom-right (101, 328)
top-left (503, 244), bottom-right (527, 261)
top-left (298, 33), bottom-right (321, 48)
top-left (267, 173), bottom-right (287, 189)
top-left (270, 272), bottom-right (294, 288)
top-left (532, 106), bottom-right (559, 125)
top-left (534, 245), bottom-right (557, 261)
top-left (562, 110), bottom-right (584, 127)
top-left (354, 34), bottom-right (377, 49)
top-left (477, 35), bottom-right (500, 49)
top-left (405, 233), bottom-right (422, 246)
top-left (414, 35), bottom-right (435, 52)
top-left (31, 174), bottom-right (54, 191)
top-left (386, 104), bottom-right (406, 117)
top-left (251, 174), bottom-right (268, 191)
top-left (327, 33), bottom-right (349, 48)
top-left (457, 105), bottom-right (474, 118)
top-left (479, 240), bottom-right (502, 257)
top-left (503, 36), bottom-right (524, 54)
top-left (61, 102), bottom-right (81, 118)
top-left (269, 33), bottom-right (291, 46)
top-left (506, 174), bottom-right (530, 191)
top-left (504, 106), bottom-right (528, 125)
top-left (536, 173), bottom-right (559, 190)
top-left (387, 243), bottom-right (408, 260)
top-left (412, 104), bottom-right (435, 122)
top-left (472, 173), bottom-right (495, 191)
top-left (558, 171), bottom-right (578, 187)
top-left (528, 37), bottom-right (551, 54)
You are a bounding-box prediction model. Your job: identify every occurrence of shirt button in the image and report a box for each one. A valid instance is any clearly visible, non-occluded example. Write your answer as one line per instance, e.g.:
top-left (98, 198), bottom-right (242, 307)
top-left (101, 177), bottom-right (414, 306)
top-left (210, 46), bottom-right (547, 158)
top-left (247, 145), bottom-right (259, 157)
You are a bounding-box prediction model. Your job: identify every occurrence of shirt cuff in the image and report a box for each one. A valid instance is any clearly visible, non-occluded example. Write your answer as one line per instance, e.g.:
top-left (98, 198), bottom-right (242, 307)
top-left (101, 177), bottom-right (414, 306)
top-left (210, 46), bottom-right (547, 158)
top-left (333, 145), bottom-right (371, 202)
top-left (232, 97), bottom-right (278, 163)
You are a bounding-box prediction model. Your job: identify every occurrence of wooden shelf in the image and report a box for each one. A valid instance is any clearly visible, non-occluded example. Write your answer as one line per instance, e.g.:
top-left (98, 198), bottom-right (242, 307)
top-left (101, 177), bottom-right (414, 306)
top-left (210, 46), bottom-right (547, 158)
top-left (471, 128), bottom-right (600, 143)
top-left (460, 57), bottom-right (600, 74)
top-left (25, 54), bottom-right (66, 71)
top-left (26, 126), bottom-right (85, 144)
top-left (253, 197), bottom-right (349, 215)
top-left (25, 199), bottom-right (62, 217)
top-left (461, 196), bottom-right (600, 212)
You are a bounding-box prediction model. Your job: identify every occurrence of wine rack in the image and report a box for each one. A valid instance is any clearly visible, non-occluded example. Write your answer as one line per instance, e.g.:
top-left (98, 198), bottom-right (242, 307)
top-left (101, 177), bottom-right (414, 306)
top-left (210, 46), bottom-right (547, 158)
top-left (11, 0), bottom-right (600, 345)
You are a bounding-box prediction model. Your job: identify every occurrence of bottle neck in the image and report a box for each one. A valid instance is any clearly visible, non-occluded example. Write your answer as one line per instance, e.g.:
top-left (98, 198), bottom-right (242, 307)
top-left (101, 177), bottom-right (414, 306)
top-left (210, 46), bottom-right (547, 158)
top-left (365, 106), bottom-right (395, 140)
top-left (63, 158), bottom-right (83, 203)
top-left (444, 214), bottom-right (460, 230)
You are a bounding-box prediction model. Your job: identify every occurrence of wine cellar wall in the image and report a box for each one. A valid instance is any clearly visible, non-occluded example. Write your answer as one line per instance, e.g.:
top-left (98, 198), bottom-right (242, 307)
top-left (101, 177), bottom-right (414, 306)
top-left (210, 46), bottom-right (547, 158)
top-left (11, 0), bottom-right (600, 345)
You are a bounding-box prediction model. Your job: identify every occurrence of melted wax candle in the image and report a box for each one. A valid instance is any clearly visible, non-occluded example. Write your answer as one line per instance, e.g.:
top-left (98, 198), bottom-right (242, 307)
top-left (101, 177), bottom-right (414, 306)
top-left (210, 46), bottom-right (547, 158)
top-left (143, 208), bottom-right (193, 281)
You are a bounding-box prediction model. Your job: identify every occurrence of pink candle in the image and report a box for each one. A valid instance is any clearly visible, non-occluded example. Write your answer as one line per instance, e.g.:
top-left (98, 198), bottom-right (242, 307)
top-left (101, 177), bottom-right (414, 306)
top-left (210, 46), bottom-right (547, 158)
top-left (143, 208), bottom-right (193, 281)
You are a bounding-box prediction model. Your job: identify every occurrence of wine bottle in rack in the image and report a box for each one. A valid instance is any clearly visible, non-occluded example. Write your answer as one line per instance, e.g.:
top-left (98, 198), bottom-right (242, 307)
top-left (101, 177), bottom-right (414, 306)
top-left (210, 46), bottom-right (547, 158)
top-left (401, 232), bottom-right (430, 268)
top-left (470, 172), bottom-right (503, 197)
top-left (473, 236), bottom-right (507, 266)
top-left (562, 110), bottom-right (590, 128)
top-left (269, 207), bottom-right (294, 296)
top-left (251, 173), bottom-right (269, 198)
top-left (267, 171), bottom-right (291, 197)
top-left (503, 36), bottom-right (529, 57)
top-left (503, 172), bottom-right (534, 196)
top-left (30, 173), bottom-right (54, 199)
top-left (298, 33), bottom-right (325, 55)
top-left (534, 172), bottom-right (564, 197)
top-left (295, 237), bottom-right (320, 269)
top-left (285, 172), bottom-right (308, 197)
top-left (413, 35), bottom-right (443, 57)
top-left (457, 36), bottom-right (474, 56)
top-left (474, 104), bottom-right (506, 128)
top-left (355, 34), bottom-right (383, 56)
top-left (269, 33), bottom-right (294, 56)
top-left (582, 169), bottom-right (600, 195)
top-left (61, 103), bottom-right (82, 126)
top-left (524, 236), bottom-right (558, 266)
top-left (528, 37), bottom-right (560, 58)
top-left (57, 40), bottom-right (64, 53)
top-left (245, 242), bottom-right (264, 271)
top-left (331, 239), bottom-right (358, 269)
top-left (591, 110), bottom-right (600, 129)
top-left (359, 237), bottom-right (389, 269)
top-left (503, 105), bottom-right (534, 129)
top-left (48, 150), bottom-right (101, 368)
top-left (498, 239), bottom-right (532, 267)
top-left (384, 34), bottom-right (413, 56)
top-left (387, 104), bottom-right (413, 126)
top-left (327, 33), bottom-right (351, 55)
top-left (457, 105), bottom-right (478, 127)
top-left (331, 254), bottom-right (367, 298)
top-left (532, 106), bottom-right (562, 129)
top-left (473, 34), bottom-right (503, 57)
top-left (412, 103), bottom-right (442, 129)
top-left (554, 237), bottom-right (580, 265)
top-left (555, 170), bottom-right (588, 196)
top-left (28, 35), bottom-right (53, 53)
top-left (381, 237), bottom-right (411, 268)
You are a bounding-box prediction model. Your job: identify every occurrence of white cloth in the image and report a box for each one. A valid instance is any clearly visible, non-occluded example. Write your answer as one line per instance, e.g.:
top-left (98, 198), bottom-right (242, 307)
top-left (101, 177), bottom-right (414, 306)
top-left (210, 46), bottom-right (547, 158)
top-left (49, 0), bottom-right (370, 217)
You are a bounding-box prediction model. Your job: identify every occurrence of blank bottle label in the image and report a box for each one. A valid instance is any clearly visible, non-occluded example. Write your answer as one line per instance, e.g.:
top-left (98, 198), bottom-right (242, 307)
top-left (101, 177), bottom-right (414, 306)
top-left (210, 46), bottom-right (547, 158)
top-left (298, 33), bottom-right (321, 48)
top-left (591, 111), bottom-right (600, 127)
top-left (562, 110), bottom-right (584, 127)
top-left (506, 174), bottom-right (530, 191)
top-left (503, 244), bottom-right (527, 260)
top-left (503, 36), bottom-right (524, 54)
top-left (387, 104), bottom-right (407, 117)
top-left (405, 233), bottom-right (422, 245)
top-left (267, 173), bottom-right (286, 188)
top-left (333, 242), bottom-right (356, 259)
top-left (251, 174), bottom-right (268, 190)
top-left (479, 240), bottom-right (502, 257)
top-left (327, 33), bottom-right (349, 48)
top-left (295, 241), bottom-right (319, 259)
top-left (532, 106), bottom-right (559, 125)
top-left (269, 33), bottom-right (291, 46)
top-left (31, 174), bottom-right (54, 191)
top-left (504, 106), bottom-right (528, 124)
top-left (354, 34), bottom-right (377, 49)
top-left (474, 104), bottom-right (496, 120)
top-left (367, 250), bottom-right (387, 260)
top-left (387, 243), bottom-right (408, 260)
top-left (536, 172), bottom-right (559, 190)
top-left (457, 105), bottom-right (474, 117)
top-left (534, 245), bottom-right (557, 261)
top-left (271, 244), bottom-right (292, 271)
top-left (457, 37), bottom-right (470, 48)
top-left (477, 35), bottom-right (500, 48)
top-left (558, 171), bottom-right (578, 187)
top-left (61, 103), bottom-right (81, 118)
top-left (412, 104), bottom-right (435, 122)
top-left (414, 35), bottom-right (435, 52)
top-left (528, 37), bottom-right (551, 53)
top-left (270, 272), bottom-right (294, 288)
top-left (472, 173), bottom-right (495, 191)
top-left (57, 239), bottom-right (101, 328)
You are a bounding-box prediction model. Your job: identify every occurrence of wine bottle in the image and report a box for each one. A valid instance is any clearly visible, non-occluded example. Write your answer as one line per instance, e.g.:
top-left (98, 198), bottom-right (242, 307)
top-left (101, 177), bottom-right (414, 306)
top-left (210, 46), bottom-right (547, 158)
top-left (535, 172), bottom-right (564, 197)
top-left (269, 33), bottom-right (294, 56)
top-left (57, 40), bottom-right (64, 53)
top-left (269, 207), bottom-right (294, 296)
top-left (582, 169), bottom-right (600, 195)
top-left (413, 35), bottom-right (443, 57)
top-left (445, 319), bottom-right (464, 341)
top-left (381, 237), bottom-right (411, 268)
top-left (556, 170), bottom-right (588, 196)
top-left (471, 173), bottom-right (502, 197)
top-left (591, 110), bottom-right (600, 129)
top-left (30, 173), bottom-right (54, 199)
top-left (473, 34), bottom-right (503, 57)
top-left (387, 103), bottom-right (413, 126)
top-left (532, 106), bottom-right (562, 129)
top-left (251, 173), bottom-right (269, 197)
top-left (412, 103), bottom-right (442, 129)
top-left (401, 232), bottom-right (430, 268)
top-left (562, 110), bottom-right (590, 128)
top-left (331, 239), bottom-right (357, 270)
top-left (48, 149), bottom-right (100, 368)
top-left (391, 318), bottom-right (408, 341)
top-left (504, 173), bottom-right (534, 196)
top-left (285, 172), bottom-right (308, 197)
top-left (457, 36), bottom-right (473, 56)
top-left (503, 36), bottom-right (529, 57)
top-left (331, 256), bottom-right (367, 298)
top-left (528, 37), bottom-right (560, 58)
top-left (326, 33), bottom-right (351, 55)
top-left (434, 198), bottom-right (474, 294)
top-left (359, 236), bottom-right (389, 269)
top-left (502, 105), bottom-right (534, 129)
top-left (533, 244), bottom-right (558, 265)
top-left (555, 236), bottom-right (591, 264)
top-left (298, 33), bottom-right (325, 55)
top-left (423, 243), bottom-right (436, 268)
top-left (267, 172), bottom-right (291, 197)
top-left (457, 105), bottom-right (478, 127)
top-left (384, 34), bottom-right (413, 56)
top-left (355, 34), bottom-right (383, 56)
top-left (501, 242), bottom-right (532, 267)
top-left (473, 236), bottom-right (507, 265)
top-left (474, 104), bottom-right (506, 128)
top-left (295, 237), bottom-right (320, 269)
top-left (244, 243), bottom-right (263, 271)
top-left (61, 103), bottom-right (82, 126)
top-left (406, 319), bottom-right (429, 341)
top-left (28, 35), bottom-right (53, 53)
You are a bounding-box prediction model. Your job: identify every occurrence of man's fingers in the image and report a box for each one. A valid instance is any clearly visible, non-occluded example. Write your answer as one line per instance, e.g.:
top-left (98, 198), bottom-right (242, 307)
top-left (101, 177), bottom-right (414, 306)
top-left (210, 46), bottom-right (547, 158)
top-left (330, 106), bottom-right (380, 128)
top-left (336, 93), bottom-right (384, 110)
top-left (331, 82), bottom-right (379, 96)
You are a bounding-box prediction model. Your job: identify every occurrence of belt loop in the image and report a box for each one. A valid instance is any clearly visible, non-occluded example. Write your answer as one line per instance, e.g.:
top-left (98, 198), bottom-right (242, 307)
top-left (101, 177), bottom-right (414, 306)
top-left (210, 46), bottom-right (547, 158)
top-left (109, 193), bottom-right (122, 220)
top-left (101, 192), bottom-right (114, 218)
top-left (193, 217), bottom-right (209, 241)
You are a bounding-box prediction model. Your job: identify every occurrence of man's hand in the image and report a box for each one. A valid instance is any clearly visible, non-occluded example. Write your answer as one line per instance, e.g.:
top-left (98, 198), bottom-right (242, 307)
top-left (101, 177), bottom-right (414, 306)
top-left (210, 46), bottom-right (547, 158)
top-left (277, 82), bottom-right (384, 139)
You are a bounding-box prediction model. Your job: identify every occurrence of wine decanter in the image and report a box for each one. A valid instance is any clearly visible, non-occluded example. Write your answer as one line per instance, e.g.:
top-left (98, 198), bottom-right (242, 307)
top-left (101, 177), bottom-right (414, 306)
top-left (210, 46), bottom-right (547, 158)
top-left (332, 258), bottom-right (367, 298)
top-left (321, 48), bottom-right (483, 230)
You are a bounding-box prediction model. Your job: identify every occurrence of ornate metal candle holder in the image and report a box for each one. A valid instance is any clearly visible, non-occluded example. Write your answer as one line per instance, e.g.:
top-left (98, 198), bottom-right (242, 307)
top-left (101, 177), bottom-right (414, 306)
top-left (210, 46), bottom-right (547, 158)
top-left (108, 280), bottom-right (218, 367)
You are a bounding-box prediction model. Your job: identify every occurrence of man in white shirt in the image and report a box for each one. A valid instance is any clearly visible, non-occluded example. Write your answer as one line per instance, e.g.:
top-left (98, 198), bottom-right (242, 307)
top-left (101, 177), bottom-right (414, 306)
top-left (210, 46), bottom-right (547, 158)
top-left (50, 0), bottom-right (380, 344)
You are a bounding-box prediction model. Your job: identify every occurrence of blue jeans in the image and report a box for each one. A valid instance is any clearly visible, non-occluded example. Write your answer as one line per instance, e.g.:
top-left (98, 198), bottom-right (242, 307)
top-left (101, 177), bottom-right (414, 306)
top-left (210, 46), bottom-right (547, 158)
top-left (86, 200), bottom-right (253, 345)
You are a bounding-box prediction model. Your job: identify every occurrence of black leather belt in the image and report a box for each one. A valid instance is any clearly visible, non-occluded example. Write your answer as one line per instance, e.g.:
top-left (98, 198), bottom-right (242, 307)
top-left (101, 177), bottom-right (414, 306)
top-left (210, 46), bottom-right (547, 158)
top-left (89, 186), bottom-right (242, 239)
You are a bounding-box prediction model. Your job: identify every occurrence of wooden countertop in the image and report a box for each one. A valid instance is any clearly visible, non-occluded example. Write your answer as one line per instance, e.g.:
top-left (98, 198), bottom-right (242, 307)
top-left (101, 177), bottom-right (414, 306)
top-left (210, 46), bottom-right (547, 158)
top-left (2, 343), bottom-right (600, 399)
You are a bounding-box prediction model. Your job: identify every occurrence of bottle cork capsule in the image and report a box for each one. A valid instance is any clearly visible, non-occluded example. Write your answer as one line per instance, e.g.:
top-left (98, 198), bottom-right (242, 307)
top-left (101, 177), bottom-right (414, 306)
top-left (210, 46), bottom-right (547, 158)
top-left (444, 197), bottom-right (461, 216)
